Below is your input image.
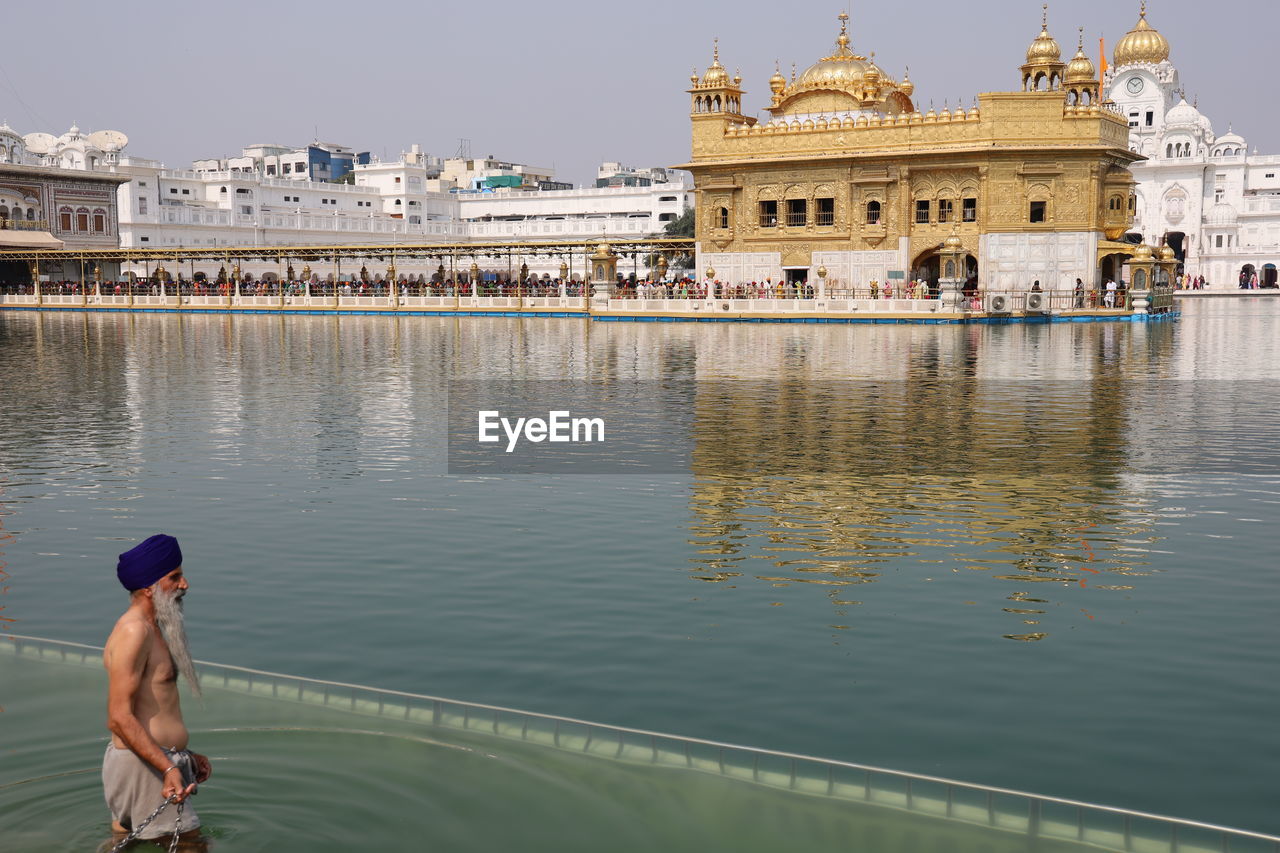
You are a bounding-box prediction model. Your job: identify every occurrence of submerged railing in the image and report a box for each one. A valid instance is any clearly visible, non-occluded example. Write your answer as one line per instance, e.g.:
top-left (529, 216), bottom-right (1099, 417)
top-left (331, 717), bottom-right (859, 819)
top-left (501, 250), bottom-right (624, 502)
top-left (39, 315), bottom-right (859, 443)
top-left (4, 634), bottom-right (1275, 853)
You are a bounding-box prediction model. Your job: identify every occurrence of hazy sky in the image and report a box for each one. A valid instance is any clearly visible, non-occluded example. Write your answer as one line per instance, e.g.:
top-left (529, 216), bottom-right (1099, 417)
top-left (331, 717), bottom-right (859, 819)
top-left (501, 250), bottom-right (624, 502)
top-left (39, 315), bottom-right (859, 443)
top-left (3, 0), bottom-right (1276, 186)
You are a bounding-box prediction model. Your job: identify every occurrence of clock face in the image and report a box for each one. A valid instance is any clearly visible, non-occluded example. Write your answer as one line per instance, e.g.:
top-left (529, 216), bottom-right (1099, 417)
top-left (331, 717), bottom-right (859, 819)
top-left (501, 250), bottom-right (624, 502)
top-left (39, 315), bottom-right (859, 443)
top-left (1127, 76), bottom-right (1145, 94)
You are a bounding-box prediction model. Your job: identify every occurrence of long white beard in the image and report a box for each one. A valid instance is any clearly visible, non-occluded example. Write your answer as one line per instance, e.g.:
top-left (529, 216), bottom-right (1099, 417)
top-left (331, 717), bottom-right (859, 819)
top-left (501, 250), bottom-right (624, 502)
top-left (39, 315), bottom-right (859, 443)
top-left (154, 586), bottom-right (202, 698)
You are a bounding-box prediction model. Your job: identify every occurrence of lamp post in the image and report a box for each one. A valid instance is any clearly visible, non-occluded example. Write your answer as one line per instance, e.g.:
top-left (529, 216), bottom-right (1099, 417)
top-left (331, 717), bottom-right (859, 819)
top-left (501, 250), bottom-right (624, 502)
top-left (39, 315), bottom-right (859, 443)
top-left (387, 262), bottom-right (398, 309)
top-left (816, 264), bottom-right (827, 300)
top-left (706, 266), bottom-right (716, 300)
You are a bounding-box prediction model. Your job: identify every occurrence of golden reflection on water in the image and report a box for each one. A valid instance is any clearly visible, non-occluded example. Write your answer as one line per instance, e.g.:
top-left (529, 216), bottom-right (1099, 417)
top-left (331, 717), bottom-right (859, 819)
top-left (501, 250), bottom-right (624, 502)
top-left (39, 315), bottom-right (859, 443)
top-left (685, 379), bottom-right (1161, 641)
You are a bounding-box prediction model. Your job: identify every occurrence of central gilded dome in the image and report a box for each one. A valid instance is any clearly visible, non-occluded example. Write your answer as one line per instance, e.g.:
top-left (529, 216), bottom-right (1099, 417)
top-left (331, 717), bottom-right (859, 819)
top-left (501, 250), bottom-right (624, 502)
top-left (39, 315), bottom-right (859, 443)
top-left (769, 12), bottom-right (916, 118)
top-left (796, 16), bottom-right (870, 89)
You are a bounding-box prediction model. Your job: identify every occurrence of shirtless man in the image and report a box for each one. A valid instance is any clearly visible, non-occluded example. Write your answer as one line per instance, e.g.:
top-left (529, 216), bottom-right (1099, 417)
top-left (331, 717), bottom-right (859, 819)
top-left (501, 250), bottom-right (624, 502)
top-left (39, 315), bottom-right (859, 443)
top-left (103, 534), bottom-right (211, 845)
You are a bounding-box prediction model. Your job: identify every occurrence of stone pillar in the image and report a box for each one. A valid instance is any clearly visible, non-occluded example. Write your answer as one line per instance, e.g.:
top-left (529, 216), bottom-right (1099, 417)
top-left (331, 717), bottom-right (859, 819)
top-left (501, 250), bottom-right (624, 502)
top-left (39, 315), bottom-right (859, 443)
top-left (589, 243), bottom-right (618, 310)
top-left (1124, 244), bottom-right (1156, 313)
top-left (559, 261), bottom-right (569, 298)
top-left (936, 230), bottom-right (967, 310)
top-left (387, 264), bottom-right (398, 309)
top-left (816, 264), bottom-right (828, 300)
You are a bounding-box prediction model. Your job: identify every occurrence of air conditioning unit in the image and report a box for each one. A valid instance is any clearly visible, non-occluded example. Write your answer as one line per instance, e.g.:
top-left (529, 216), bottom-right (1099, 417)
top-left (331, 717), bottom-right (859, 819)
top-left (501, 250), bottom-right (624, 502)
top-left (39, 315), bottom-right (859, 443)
top-left (988, 294), bottom-right (1011, 314)
top-left (1025, 292), bottom-right (1048, 314)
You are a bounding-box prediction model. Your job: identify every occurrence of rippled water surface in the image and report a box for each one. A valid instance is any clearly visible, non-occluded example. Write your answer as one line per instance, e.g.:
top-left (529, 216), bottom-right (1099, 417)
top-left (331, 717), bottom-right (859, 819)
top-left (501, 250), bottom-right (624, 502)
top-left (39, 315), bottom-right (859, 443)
top-left (1, 300), bottom-right (1279, 847)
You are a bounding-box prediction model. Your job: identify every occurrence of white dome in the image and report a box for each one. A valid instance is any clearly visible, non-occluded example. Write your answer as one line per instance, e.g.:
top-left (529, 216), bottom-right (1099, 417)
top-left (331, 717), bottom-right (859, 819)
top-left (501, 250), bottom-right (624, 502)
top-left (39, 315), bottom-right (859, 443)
top-left (1206, 202), bottom-right (1238, 226)
top-left (1164, 98), bottom-right (1201, 130)
top-left (1216, 127), bottom-right (1246, 147)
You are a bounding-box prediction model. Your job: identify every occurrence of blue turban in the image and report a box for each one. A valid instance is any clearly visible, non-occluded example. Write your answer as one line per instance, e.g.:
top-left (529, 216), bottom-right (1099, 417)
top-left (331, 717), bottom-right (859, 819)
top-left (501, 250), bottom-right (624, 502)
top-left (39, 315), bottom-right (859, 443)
top-left (117, 534), bottom-right (183, 591)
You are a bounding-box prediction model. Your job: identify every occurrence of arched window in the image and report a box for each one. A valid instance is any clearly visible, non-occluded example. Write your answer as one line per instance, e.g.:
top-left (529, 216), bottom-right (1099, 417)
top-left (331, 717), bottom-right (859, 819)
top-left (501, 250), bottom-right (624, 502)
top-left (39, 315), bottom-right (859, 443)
top-left (59, 206), bottom-right (73, 231)
top-left (717, 207), bottom-right (729, 229)
top-left (1166, 144), bottom-right (1173, 158)
top-left (866, 200), bottom-right (881, 224)
top-left (93, 208), bottom-right (107, 233)
top-left (76, 206), bottom-right (90, 232)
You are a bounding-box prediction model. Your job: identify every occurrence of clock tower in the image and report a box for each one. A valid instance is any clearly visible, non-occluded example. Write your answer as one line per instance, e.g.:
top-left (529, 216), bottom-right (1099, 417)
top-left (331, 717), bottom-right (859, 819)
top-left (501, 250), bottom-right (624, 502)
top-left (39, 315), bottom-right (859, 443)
top-left (1104, 3), bottom-right (1179, 157)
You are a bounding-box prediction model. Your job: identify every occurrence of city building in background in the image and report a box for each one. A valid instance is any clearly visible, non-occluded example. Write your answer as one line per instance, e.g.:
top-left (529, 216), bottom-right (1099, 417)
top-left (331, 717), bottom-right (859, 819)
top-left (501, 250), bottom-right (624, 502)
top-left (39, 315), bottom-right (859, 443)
top-left (0, 122), bottom-right (129, 280)
top-left (0, 124), bottom-right (690, 278)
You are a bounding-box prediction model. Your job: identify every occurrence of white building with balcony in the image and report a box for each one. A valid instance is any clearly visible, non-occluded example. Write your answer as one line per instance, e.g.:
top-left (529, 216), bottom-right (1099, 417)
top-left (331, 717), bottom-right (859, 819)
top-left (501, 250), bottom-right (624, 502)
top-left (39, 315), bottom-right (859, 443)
top-left (3, 124), bottom-right (692, 279)
top-left (1105, 8), bottom-right (1280, 287)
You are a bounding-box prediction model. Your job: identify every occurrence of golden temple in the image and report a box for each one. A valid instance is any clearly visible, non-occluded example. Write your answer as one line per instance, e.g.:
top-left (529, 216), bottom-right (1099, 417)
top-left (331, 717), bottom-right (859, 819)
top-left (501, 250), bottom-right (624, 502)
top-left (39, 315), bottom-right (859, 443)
top-left (678, 8), bottom-right (1142, 291)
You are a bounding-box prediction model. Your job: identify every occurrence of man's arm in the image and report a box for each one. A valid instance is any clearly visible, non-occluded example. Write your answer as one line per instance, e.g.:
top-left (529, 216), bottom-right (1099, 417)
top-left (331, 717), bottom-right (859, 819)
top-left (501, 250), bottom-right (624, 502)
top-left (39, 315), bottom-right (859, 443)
top-left (105, 621), bottom-right (195, 802)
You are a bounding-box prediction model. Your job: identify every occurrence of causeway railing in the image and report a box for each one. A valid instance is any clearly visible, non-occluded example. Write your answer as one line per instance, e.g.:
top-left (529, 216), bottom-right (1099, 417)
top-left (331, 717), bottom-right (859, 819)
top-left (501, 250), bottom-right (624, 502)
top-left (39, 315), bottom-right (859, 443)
top-left (2, 634), bottom-right (1274, 853)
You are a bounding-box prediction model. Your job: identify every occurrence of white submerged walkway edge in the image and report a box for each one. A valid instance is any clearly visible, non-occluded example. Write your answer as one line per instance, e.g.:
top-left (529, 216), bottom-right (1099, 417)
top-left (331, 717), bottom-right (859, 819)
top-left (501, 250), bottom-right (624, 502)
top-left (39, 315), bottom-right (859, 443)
top-left (3, 634), bottom-right (1275, 853)
top-left (0, 293), bottom-right (1178, 325)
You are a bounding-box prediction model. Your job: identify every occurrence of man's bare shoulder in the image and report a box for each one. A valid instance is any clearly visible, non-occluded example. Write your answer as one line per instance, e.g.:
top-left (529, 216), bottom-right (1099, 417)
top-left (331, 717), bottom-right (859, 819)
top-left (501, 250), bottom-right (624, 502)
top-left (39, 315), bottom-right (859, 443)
top-left (104, 612), bottom-right (153, 671)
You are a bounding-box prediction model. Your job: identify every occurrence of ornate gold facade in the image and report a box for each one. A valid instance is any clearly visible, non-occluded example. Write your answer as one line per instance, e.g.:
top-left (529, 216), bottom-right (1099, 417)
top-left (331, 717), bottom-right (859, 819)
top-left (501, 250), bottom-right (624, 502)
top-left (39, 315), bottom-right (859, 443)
top-left (677, 12), bottom-right (1140, 287)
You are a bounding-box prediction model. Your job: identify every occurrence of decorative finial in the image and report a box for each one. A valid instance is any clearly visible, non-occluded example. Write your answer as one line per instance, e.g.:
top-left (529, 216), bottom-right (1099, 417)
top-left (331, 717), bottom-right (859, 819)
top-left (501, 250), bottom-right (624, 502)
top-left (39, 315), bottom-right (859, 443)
top-left (791, 62), bottom-right (797, 82)
top-left (838, 10), bottom-right (849, 33)
top-left (712, 37), bottom-right (720, 64)
top-left (1078, 26), bottom-right (1084, 51)
top-left (1042, 3), bottom-right (1048, 30)
top-left (1140, 0), bottom-right (1147, 17)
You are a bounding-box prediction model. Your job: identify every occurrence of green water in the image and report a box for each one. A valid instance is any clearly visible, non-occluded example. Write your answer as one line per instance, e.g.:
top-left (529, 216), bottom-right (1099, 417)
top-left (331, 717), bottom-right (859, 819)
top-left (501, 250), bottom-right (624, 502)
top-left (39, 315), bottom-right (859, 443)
top-left (1, 301), bottom-right (1278, 847)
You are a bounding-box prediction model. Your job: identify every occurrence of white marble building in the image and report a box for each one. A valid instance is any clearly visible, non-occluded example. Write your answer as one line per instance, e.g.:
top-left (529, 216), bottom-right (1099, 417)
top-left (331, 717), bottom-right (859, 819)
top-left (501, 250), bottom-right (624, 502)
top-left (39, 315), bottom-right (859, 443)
top-left (1, 124), bottom-right (691, 278)
top-left (1105, 7), bottom-right (1280, 287)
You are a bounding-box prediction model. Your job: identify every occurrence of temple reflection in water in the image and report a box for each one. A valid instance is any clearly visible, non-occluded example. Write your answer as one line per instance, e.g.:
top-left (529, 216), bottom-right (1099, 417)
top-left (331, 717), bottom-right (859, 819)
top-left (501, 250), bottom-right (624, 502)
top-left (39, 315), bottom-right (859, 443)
top-left (659, 321), bottom-right (1177, 642)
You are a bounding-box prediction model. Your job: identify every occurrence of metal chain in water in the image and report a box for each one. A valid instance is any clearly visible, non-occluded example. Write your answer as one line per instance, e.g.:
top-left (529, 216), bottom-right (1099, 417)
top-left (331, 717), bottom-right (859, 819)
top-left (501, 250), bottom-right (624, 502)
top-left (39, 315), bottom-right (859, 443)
top-left (106, 795), bottom-right (184, 853)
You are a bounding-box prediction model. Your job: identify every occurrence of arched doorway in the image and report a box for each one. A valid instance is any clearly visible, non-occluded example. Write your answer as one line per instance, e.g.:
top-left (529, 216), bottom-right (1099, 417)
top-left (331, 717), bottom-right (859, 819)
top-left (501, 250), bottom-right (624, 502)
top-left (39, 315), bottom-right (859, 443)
top-left (1099, 253), bottom-right (1129, 286)
top-left (911, 249), bottom-right (977, 292)
top-left (1264, 264), bottom-right (1277, 289)
top-left (1240, 264), bottom-right (1256, 289)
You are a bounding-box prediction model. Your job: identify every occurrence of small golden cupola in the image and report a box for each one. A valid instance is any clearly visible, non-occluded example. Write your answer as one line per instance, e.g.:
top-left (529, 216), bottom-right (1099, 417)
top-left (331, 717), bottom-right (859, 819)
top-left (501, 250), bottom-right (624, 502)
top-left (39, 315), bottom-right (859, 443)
top-left (689, 40), bottom-right (746, 119)
top-left (1021, 4), bottom-right (1066, 91)
top-left (768, 61), bottom-right (787, 108)
top-left (1113, 2), bottom-right (1170, 67)
top-left (1063, 28), bottom-right (1099, 105)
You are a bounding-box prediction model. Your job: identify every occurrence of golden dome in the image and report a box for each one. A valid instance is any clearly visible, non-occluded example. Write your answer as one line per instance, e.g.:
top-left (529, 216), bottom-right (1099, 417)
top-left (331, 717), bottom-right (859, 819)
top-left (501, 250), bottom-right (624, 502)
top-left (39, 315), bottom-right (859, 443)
top-left (943, 231), bottom-right (963, 249)
top-left (1063, 30), bottom-right (1096, 84)
top-left (700, 40), bottom-right (730, 87)
top-left (1026, 6), bottom-right (1063, 64)
top-left (1133, 244), bottom-right (1154, 260)
top-left (1158, 245), bottom-right (1176, 260)
top-left (769, 62), bottom-right (786, 94)
top-left (864, 55), bottom-right (882, 84)
top-left (1114, 3), bottom-right (1170, 67)
top-left (900, 67), bottom-right (914, 97)
top-left (795, 11), bottom-right (871, 89)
